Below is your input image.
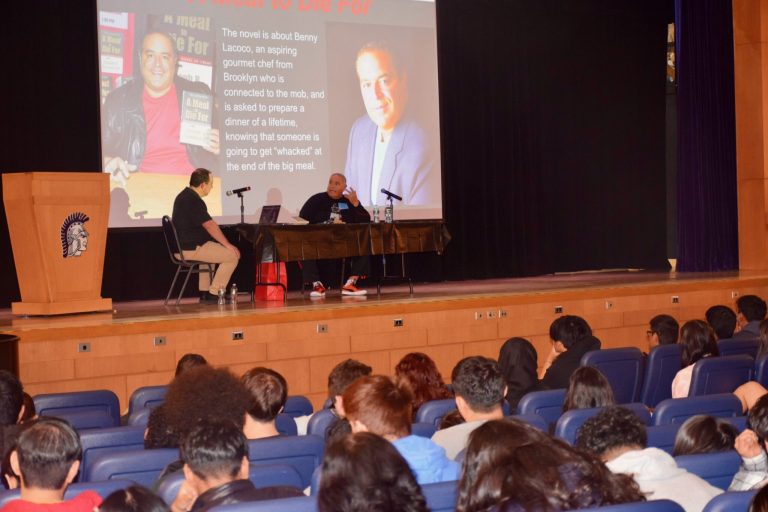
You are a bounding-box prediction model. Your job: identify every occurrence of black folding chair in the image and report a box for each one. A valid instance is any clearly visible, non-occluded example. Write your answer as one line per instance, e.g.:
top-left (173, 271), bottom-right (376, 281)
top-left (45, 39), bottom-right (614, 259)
top-left (161, 216), bottom-right (215, 305)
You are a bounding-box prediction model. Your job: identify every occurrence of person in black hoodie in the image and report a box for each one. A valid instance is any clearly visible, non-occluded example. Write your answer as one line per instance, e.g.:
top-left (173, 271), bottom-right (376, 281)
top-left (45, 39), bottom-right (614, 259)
top-left (538, 315), bottom-right (601, 390)
top-left (497, 338), bottom-right (544, 411)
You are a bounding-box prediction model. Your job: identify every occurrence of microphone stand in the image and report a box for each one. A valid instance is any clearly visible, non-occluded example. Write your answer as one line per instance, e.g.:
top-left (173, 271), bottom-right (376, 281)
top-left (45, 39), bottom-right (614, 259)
top-left (236, 192), bottom-right (246, 224)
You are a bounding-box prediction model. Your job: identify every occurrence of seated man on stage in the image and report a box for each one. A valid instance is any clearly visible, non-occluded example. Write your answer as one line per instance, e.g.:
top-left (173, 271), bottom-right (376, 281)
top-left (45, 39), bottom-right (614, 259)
top-left (172, 168), bottom-right (240, 304)
top-left (300, 173), bottom-right (371, 297)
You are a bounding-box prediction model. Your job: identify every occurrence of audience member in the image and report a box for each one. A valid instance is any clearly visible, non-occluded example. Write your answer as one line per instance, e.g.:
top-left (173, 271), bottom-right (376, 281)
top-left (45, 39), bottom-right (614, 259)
top-left (0, 371), bottom-right (24, 427)
top-left (457, 418), bottom-right (644, 512)
top-left (647, 314), bottom-right (679, 350)
top-left (438, 410), bottom-right (465, 430)
top-left (562, 366), bottom-right (616, 413)
top-left (431, 356), bottom-right (505, 459)
top-left (318, 432), bottom-right (429, 512)
top-left (241, 367), bottom-right (287, 439)
top-left (672, 414), bottom-right (737, 456)
top-left (5, 418), bottom-right (102, 511)
top-left (576, 406), bottom-right (722, 512)
top-left (752, 484), bottom-right (768, 512)
top-left (99, 485), bottom-right (169, 512)
top-left (497, 337), bottom-right (543, 410)
top-left (672, 320), bottom-right (719, 398)
top-left (294, 359), bottom-right (372, 436)
top-left (730, 393), bottom-right (768, 490)
top-left (735, 295), bottom-right (767, 339)
top-left (175, 353), bottom-right (209, 377)
top-left (706, 305), bottom-right (737, 340)
top-left (736, 381), bottom-right (768, 413)
top-left (143, 405), bottom-right (178, 449)
top-left (19, 394), bottom-right (35, 424)
top-left (394, 352), bottom-right (452, 419)
top-left (539, 315), bottom-right (601, 389)
top-left (343, 375), bottom-right (459, 484)
top-left (758, 319), bottom-right (768, 361)
top-left (171, 419), bottom-right (302, 511)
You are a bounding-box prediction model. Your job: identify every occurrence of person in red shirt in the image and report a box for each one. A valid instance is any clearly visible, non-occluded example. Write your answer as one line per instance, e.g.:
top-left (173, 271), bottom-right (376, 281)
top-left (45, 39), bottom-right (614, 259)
top-left (3, 418), bottom-right (101, 512)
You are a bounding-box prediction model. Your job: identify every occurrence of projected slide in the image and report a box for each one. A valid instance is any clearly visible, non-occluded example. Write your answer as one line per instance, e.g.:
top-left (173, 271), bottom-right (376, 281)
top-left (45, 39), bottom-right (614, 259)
top-left (97, 0), bottom-right (442, 227)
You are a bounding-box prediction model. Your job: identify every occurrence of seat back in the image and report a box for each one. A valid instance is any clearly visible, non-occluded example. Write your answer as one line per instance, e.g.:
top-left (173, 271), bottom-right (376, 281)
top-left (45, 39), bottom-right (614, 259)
top-left (283, 395), bottom-right (313, 418)
top-left (516, 388), bottom-right (567, 426)
top-left (652, 393), bottom-right (743, 426)
top-left (579, 500), bottom-right (684, 511)
top-left (306, 409), bottom-right (339, 440)
top-left (211, 496), bottom-right (317, 512)
top-left (554, 403), bottom-right (651, 445)
top-left (79, 425), bottom-right (146, 481)
top-left (84, 448), bottom-right (179, 486)
top-left (127, 385), bottom-right (167, 416)
top-left (581, 347), bottom-right (645, 403)
top-left (414, 398), bottom-right (457, 428)
top-left (276, 414), bottom-right (298, 436)
top-left (756, 353), bottom-right (768, 388)
top-left (157, 463), bottom-right (303, 505)
top-left (127, 407), bottom-right (152, 427)
top-left (702, 490), bottom-right (758, 512)
top-left (689, 355), bottom-right (754, 396)
top-left (0, 479), bottom-right (134, 508)
top-left (641, 344), bottom-right (682, 408)
top-left (675, 450), bottom-right (742, 490)
top-left (412, 422), bottom-right (437, 438)
top-left (248, 434), bottom-right (324, 488)
top-left (511, 413), bottom-right (548, 432)
top-left (717, 338), bottom-right (760, 359)
top-left (646, 423), bottom-right (681, 454)
top-left (422, 480), bottom-right (459, 512)
top-left (34, 390), bottom-right (121, 430)
top-left (161, 215), bottom-right (184, 263)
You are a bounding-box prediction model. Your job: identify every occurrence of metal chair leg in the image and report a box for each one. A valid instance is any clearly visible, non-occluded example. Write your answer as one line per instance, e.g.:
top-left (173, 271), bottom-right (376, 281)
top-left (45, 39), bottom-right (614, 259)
top-left (177, 267), bottom-right (194, 305)
top-left (165, 266), bottom-right (183, 305)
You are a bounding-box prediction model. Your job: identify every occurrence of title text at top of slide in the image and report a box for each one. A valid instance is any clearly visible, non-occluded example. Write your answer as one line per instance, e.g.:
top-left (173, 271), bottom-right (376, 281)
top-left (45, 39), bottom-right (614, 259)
top-left (185, 0), bottom-right (372, 16)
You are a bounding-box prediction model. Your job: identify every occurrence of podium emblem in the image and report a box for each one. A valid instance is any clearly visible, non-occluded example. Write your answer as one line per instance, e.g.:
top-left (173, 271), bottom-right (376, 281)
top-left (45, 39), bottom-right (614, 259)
top-left (61, 212), bottom-right (90, 258)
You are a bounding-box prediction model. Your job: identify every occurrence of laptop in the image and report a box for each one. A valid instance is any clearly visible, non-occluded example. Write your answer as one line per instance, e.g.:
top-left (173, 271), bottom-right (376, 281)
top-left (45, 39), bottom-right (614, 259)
top-left (258, 205), bottom-right (280, 225)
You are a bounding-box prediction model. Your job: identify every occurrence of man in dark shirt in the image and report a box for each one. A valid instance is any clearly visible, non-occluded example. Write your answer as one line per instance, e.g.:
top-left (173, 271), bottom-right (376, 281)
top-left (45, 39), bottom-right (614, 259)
top-left (172, 168), bottom-right (240, 303)
top-left (299, 173), bottom-right (371, 297)
top-left (170, 420), bottom-right (302, 512)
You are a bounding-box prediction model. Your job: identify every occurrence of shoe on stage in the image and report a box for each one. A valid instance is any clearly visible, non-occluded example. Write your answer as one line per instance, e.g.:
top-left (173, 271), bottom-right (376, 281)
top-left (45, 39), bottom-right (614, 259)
top-left (341, 279), bottom-right (367, 296)
top-left (310, 282), bottom-right (326, 298)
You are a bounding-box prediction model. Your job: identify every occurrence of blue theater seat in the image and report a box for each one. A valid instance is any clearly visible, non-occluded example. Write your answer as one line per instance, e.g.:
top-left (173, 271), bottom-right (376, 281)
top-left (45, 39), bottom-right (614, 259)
top-left (702, 490), bottom-right (758, 512)
top-left (84, 447), bottom-right (179, 486)
top-left (675, 450), bottom-right (742, 489)
top-left (306, 409), bottom-right (338, 440)
top-left (412, 422), bottom-right (437, 438)
top-left (127, 385), bottom-right (168, 416)
top-left (652, 394), bottom-right (743, 426)
top-left (756, 353), bottom-right (768, 388)
top-left (422, 480), bottom-right (458, 512)
top-left (414, 398), bottom-right (457, 428)
top-left (640, 343), bottom-right (682, 408)
top-left (580, 500), bottom-right (684, 511)
top-left (516, 388), bottom-right (567, 426)
top-left (276, 413), bottom-right (298, 436)
top-left (512, 413), bottom-right (548, 432)
top-left (646, 423), bottom-right (681, 454)
top-left (248, 434), bottom-right (324, 488)
top-left (717, 338), bottom-right (760, 359)
top-left (157, 463), bottom-right (303, 505)
top-left (211, 496), bottom-right (317, 511)
top-left (283, 395), bottom-right (314, 418)
top-left (554, 403), bottom-right (651, 445)
top-left (689, 355), bottom-right (754, 396)
top-left (78, 425), bottom-right (146, 481)
top-left (34, 390), bottom-right (121, 430)
top-left (581, 347), bottom-right (645, 403)
top-left (0, 479), bottom-right (134, 508)
top-left (127, 407), bottom-right (152, 427)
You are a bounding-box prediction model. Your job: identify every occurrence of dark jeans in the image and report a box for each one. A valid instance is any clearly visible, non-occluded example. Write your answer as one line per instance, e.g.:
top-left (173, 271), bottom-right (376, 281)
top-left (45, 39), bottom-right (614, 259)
top-left (302, 256), bottom-right (370, 286)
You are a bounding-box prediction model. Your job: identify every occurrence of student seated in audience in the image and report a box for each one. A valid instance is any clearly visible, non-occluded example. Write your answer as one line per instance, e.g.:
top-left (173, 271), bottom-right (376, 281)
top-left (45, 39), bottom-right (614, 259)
top-left (672, 320), bottom-right (719, 398)
top-left (99, 485), bottom-right (169, 512)
top-left (170, 419), bottom-right (302, 512)
top-left (752, 483), bottom-right (768, 512)
top-left (562, 366), bottom-right (616, 413)
top-left (294, 358), bottom-right (372, 436)
top-left (576, 406), bottom-right (722, 512)
top-left (4, 417), bottom-right (103, 511)
top-left (394, 352), bottom-right (452, 420)
top-left (730, 394), bottom-right (768, 490)
top-left (438, 409), bottom-right (465, 430)
top-left (175, 353), bottom-right (209, 377)
top-left (706, 305), bottom-right (737, 340)
top-left (672, 414), bottom-right (738, 456)
top-left (457, 418), bottom-right (644, 512)
top-left (735, 295), bottom-right (767, 339)
top-left (647, 314), bottom-right (679, 351)
top-left (538, 315), bottom-right (601, 389)
top-left (497, 337), bottom-right (544, 410)
top-left (318, 432), bottom-right (429, 512)
top-left (241, 367), bottom-right (287, 439)
top-left (343, 375), bottom-right (460, 484)
top-left (431, 356), bottom-right (505, 459)
top-left (758, 319), bottom-right (768, 360)
top-left (0, 371), bottom-right (25, 428)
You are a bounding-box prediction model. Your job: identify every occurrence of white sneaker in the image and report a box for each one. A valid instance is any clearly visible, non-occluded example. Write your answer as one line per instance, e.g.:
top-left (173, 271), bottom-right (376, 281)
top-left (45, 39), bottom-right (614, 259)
top-left (341, 281), bottom-right (367, 296)
top-left (310, 282), bottom-right (326, 298)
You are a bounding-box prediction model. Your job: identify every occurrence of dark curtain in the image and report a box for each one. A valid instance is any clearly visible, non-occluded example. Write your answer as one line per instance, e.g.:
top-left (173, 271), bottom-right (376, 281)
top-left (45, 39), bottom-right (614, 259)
top-left (0, 0), bottom-right (670, 305)
top-left (675, 0), bottom-right (738, 271)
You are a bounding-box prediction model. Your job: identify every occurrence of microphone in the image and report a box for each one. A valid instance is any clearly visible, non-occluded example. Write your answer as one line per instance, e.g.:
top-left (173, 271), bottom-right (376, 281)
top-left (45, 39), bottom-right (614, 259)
top-left (380, 188), bottom-right (402, 201)
top-left (226, 186), bottom-right (252, 196)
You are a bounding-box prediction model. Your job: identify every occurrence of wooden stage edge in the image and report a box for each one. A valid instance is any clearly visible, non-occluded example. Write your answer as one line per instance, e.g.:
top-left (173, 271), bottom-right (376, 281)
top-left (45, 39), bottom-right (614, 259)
top-left (3, 269), bottom-right (768, 411)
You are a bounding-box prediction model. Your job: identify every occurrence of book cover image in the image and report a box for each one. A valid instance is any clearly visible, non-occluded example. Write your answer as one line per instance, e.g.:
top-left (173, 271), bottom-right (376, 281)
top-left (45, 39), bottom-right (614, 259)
top-left (180, 90), bottom-right (214, 147)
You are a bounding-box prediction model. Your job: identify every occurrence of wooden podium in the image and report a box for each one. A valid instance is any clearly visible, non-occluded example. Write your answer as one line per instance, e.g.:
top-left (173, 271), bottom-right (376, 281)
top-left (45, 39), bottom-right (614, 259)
top-left (3, 173), bottom-right (112, 315)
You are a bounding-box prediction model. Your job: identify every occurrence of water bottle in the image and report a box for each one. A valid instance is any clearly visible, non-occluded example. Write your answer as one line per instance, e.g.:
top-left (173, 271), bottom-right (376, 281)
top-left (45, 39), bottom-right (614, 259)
top-left (230, 283), bottom-right (238, 303)
top-left (330, 203), bottom-right (340, 223)
top-left (372, 206), bottom-right (379, 223)
top-left (384, 204), bottom-right (393, 223)
top-left (217, 288), bottom-right (226, 305)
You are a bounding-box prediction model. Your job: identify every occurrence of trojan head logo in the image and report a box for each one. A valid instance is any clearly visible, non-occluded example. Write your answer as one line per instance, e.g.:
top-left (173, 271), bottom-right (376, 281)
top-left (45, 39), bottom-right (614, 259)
top-left (61, 212), bottom-right (90, 258)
